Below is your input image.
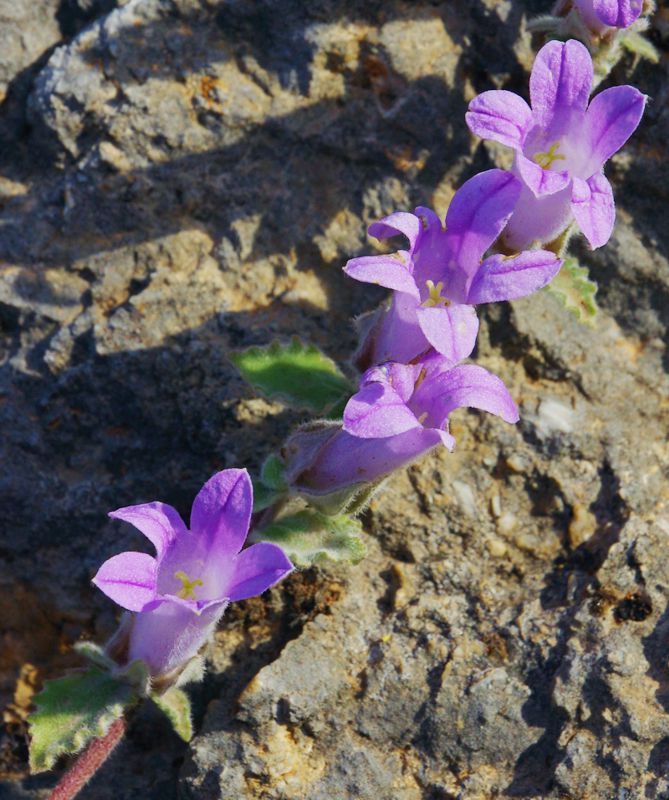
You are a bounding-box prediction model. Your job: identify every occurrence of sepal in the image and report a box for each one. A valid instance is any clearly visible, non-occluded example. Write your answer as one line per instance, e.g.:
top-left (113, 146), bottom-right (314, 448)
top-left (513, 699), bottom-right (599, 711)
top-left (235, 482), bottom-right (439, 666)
top-left (151, 687), bottom-right (192, 741)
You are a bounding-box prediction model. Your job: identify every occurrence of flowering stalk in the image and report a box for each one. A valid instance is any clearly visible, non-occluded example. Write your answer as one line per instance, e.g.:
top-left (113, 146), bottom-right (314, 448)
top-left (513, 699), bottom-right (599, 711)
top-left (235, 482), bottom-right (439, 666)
top-left (28, 8), bottom-right (653, 793)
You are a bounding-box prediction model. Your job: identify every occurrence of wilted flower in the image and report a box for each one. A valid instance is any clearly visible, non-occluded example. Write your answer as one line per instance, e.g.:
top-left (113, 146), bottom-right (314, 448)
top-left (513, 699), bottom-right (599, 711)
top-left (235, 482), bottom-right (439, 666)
top-left (466, 39), bottom-right (646, 250)
top-left (94, 469), bottom-right (293, 677)
top-left (345, 170), bottom-right (561, 366)
top-left (285, 352), bottom-right (518, 498)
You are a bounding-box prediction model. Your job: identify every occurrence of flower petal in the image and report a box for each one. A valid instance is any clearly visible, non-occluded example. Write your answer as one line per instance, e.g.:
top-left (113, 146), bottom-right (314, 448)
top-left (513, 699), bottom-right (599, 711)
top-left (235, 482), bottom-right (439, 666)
top-left (108, 502), bottom-right (185, 558)
top-left (571, 174), bottom-right (615, 249)
top-left (530, 40), bottom-right (593, 128)
top-left (225, 543), bottom-right (293, 602)
top-left (592, 0), bottom-right (643, 27)
top-left (343, 254), bottom-right (420, 299)
top-left (444, 170), bottom-right (521, 268)
top-left (467, 251), bottom-right (562, 304)
top-left (418, 365), bottom-right (519, 428)
top-left (516, 152), bottom-right (571, 198)
top-left (368, 211), bottom-right (422, 250)
top-left (128, 597), bottom-right (228, 677)
top-left (294, 427), bottom-right (448, 495)
top-left (343, 382), bottom-right (420, 439)
top-left (190, 468), bottom-right (252, 557)
top-left (502, 183), bottom-right (573, 251)
top-left (585, 85), bottom-right (646, 172)
top-left (361, 361), bottom-right (418, 404)
top-left (92, 552), bottom-right (158, 612)
top-left (368, 292), bottom-right (430, 365)
top-left (414, 206), bottom-right (442, 230)
top-left (416, 304), bottom-right (479, 363)
top-left (466, 90), bottom-right (533, 150)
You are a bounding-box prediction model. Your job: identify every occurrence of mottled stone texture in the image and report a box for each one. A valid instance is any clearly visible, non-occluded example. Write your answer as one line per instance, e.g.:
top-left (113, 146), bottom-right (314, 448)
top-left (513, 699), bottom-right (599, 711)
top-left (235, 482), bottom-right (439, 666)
top-left (1, 1), bottom-right (668, 798)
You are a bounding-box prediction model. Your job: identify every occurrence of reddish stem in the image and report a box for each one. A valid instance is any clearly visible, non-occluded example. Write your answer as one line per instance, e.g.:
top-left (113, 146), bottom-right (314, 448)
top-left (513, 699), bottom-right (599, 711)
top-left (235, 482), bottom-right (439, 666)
top-left (48, 717), bottom-right (126, 800)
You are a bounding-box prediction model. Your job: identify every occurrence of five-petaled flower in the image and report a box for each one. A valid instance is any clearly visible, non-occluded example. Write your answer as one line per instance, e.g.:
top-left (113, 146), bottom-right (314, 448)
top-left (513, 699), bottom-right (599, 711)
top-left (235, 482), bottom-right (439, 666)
top-left (466, 39), bottom-right (646, 250)
top-left (93, 469), bottom-right (293, 677)
top-left (345, 169), bottom-right (561, 366)
top-left (574, 0), bottom-right (643, 32)
top-left (284, 351), bottom-right (519, 498)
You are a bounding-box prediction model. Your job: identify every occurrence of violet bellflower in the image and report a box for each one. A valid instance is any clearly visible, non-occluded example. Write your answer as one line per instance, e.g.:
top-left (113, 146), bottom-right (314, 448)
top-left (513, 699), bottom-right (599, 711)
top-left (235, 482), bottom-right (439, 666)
top-left (466, 39), bottom-right (646, 250)
top-left (345, 169), bottom-right (561, 366)
top-left (93, 469), bottom-right (293, 678)
top-left (573, 0), bottom-right (643, 32)
top-left (284, 351), bottom-right (518, 498)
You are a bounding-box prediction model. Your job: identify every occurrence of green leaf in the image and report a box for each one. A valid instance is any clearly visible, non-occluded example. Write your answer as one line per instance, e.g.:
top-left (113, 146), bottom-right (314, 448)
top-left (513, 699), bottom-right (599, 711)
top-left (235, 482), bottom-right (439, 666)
top-left (545, 257), bottom-right (598, 326)
top-left (253, 510), bottom-right (367, 566)
top-left (230, 338), bottom-right (353, 413)
top-left (29, 669), bottom-right (137, 772)
top-left (152, 687), bottom-right (192, 741)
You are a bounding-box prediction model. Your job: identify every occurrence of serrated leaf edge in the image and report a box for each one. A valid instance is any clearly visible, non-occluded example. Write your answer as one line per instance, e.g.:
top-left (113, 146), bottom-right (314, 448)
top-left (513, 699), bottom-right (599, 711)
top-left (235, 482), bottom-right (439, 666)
top-left (29, 676), bottom-right (131, 772)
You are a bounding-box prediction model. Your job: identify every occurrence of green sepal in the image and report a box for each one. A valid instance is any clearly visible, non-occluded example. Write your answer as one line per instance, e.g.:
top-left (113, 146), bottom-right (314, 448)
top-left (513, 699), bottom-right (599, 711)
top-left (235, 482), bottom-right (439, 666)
top-left (29, 669), bottom-right (138, 773)
top-left (252, 455), bottom-right (289, 513)
top-left (252, 480), bottom-right (284, 513)
top-left (545, 257), bottom-right (598, 326)
top-left (74, 641), bottom-right (117, 671)
top-left (261, 454), bottom-right (287, 490)
top-left (151, 687), bottom-right (192, 742)
top-left (230, 338), bottom-right (353, 413)
top-left (620, 31), bottom-right (659, 63)
top-left (117, 659), bottom-right (152, 698)
top-left (252, 510), bottom-right (367, 566)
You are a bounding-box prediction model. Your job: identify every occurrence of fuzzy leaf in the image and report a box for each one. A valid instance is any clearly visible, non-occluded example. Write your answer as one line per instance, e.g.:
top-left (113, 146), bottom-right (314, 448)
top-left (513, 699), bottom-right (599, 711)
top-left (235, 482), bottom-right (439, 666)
top-left (253, 511), bottom-right (366, 566)
top-left (545, 257), bottom-right (598, 325)
top-left (29, 669), bottom-right (136, 772)
top-left (230, 339), bottom-right (353, 413)
top-left (152, 688), bottom-right (192, 741)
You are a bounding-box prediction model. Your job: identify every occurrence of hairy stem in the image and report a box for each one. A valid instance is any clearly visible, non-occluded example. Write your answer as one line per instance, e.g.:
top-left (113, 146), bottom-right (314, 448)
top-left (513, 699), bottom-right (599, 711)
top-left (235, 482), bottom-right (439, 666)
top-left (48, 717), bottom-right (126, 800)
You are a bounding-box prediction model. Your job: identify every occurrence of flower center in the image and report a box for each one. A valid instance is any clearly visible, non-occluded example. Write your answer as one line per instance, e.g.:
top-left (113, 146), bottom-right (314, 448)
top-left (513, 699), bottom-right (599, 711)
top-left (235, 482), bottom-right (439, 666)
top-left (174, 570), bottom-right (204, 600)
top-left (532, 141), bottom-right (566, 170)
top-left (422, 280), bottom-right (450, 308)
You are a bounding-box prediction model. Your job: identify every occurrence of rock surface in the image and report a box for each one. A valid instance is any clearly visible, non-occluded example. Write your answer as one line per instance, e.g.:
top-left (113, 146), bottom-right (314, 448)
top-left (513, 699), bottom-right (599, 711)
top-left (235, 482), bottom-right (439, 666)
top-left (1, 0), bottom-right (669, 798)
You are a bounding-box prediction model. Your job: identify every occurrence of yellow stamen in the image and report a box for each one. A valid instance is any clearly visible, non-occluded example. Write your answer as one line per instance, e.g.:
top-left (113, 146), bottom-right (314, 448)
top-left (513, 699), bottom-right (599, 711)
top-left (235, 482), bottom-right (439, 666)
top-left (422, 280), bottom-right (450, 308)
top-left (174, 570), bottom-right (203, 600)
top-left (532, 141), bottom-right (566, 170)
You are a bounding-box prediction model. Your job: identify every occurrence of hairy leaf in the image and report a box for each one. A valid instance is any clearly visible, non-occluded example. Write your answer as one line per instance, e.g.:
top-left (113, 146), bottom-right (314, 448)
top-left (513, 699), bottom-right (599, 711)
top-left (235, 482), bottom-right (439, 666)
top-left (230, 339), bottom-right (353, 413)
top-left (29, 670), bottom-right (136, 772)
top-left (545, 257), bottom-right (598, 325)
top-left (253, 510), bottom-right (366, 566)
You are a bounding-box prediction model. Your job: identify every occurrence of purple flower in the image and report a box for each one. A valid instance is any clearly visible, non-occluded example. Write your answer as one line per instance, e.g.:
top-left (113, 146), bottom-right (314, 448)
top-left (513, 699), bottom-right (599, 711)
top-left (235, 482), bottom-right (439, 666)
top-left (345, 170), bottom-right (561, 366)
top-left (466, 39), bottom-right (646, 250)
top-left (93, 469), bottom-right (293, 677)
top-left (285, 352), bottom-right (518, 497)
top-left (574, 0), bottom-right (643, 31)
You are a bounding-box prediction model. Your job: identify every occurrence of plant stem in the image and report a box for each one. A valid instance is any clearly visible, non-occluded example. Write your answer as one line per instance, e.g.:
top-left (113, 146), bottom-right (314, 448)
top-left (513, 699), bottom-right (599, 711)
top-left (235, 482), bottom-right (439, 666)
top-left (48, 717), bottom-right (126, 800)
